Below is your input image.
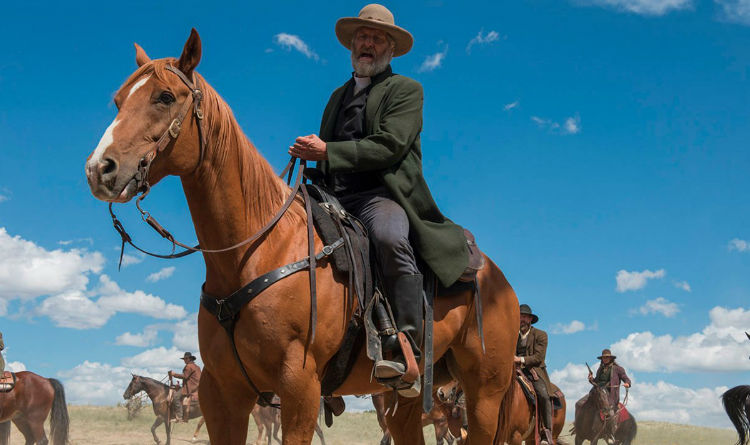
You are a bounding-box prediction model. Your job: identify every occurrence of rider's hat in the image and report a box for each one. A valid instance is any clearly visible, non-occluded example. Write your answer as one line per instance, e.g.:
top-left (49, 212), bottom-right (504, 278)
top-left (335, 4), bottom-right (414, 57)
top-left (519, 304), bottom-right (539, 324)
top-left (597, 349), bottom-right (616, 360)
top-left (181, 352), bottom-right (197, 361)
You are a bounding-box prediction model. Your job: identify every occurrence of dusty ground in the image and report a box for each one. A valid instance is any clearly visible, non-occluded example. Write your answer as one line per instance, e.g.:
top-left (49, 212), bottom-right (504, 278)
top-left (7, 405), bottom-right (739, 444)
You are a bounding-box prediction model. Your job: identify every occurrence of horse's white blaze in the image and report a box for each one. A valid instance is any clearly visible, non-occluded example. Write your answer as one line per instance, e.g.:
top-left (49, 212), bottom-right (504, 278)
top-left (127, 76), bottom-right (150, 100)
top-left (88, 118), bottom-right (120, 167)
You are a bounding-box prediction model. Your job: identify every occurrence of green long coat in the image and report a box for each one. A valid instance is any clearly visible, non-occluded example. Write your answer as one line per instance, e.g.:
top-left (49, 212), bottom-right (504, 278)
top-left (317, 66), bottom-right (468, 287)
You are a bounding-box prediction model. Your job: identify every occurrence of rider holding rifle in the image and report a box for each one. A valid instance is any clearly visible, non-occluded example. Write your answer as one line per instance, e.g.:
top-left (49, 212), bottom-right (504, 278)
top-left (169, 352), bottom-right (201, 423)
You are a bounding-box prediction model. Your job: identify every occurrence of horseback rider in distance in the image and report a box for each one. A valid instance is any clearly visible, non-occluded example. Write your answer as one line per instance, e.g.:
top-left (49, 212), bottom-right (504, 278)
top-left (168, 352), bottom-right (202, 423)
top-left (575, 349), bottom-right (631, 428)
top-left (290, 4), bottom-right (479, 397)
top-left (514, 304), bottom-right (555, 445)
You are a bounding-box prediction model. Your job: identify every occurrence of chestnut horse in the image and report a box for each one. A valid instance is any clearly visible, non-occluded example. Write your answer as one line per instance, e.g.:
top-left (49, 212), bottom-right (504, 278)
top-left (0, 371), bottom-right (69, 445)
top-left (84, 29), bottom-right (519, 444)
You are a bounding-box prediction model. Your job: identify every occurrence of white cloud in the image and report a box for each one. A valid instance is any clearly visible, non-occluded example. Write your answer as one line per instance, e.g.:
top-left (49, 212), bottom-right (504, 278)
top-left (611, 306), bottom-right (750, 372)
top-left (577, 0), bottom-right (694, 16)
top-left (674, 280), bottom-right (691, 292)
top-left (120, 254), bottom-right (143, 267)
top-left (36, 290), bottom-right (113, 329)
top-left (58, 360), bottom-right (162, 405)
top-left (36, 275), bottom-right (187, 329)
top-left (418, 47), bottom-right (448, 73)
top-left (6, 361), bottom-right (26, 372)
top-left (551, 363), bottom-right (730, 427)
top-left (563, 115), bottom-right (581, 134)
top-left (146, 266), bottom-right (175, 283)
top-left (551, 320), bottom-right (586, 334)
top-left (639, 297), bottom-right (680, 317)
top-left (0, 195), bottom-right (7, 203)
top-left (95, 275), bottom-right (187, 320)
top-left (168, 316), bottom-right (199, 352)
top-left (273, 33), bottom-right (319, 61)
top-left (122, 346), bottom-right (200, 371)
top-left (504, 101), bottom-right (519, 111)
top-left (0, 227), bottom-right (104, 300)
top-left (729, 238), bottom-right (750, 252)
top-left (615, 268), bottom-right (666, 292)
top-left (531, 115), bottom-right (581, 134)
top-left (58, 238), bottom-right (94, 246)
top-left (116, 328), bottom-right (158, 347)
top-left (466, 30), bottom-right (501, 53)
top-left (714, 0), bottom-right (750, 25)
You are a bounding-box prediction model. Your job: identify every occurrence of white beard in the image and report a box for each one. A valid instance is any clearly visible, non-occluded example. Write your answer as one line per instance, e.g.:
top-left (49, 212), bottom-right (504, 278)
top-left (351, 51), bottom-right (393, 77)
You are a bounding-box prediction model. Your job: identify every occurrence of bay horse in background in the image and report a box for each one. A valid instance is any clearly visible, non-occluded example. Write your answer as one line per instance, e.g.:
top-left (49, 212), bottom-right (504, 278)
top-left (123, 374), bottom-right (204, 445)
top-left (249, 397), bottom-right (327, 445)
top-left (721, 331), bottom-right (750, 445)
top-left (85, 28), bottom-right (520, 445)
top-left (372, 392), bottom-right (458, 445)
top-left (0, 371), bottom-right (69, 445)
top-left (572, 384), bottom-right (636, 445)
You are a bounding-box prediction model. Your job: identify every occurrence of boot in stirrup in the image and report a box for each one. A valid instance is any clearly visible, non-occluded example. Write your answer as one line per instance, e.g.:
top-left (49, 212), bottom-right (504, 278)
top-left (374, 274), bottom-right (423, 397)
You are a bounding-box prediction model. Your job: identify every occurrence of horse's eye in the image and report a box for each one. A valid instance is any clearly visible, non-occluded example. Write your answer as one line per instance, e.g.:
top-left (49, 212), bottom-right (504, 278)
top-left (158, 92), bottom-right (175, 105)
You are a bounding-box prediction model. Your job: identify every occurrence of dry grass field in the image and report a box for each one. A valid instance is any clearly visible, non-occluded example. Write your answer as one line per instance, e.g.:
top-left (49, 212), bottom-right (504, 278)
top-left (7, 405), bottom-right (739, 445)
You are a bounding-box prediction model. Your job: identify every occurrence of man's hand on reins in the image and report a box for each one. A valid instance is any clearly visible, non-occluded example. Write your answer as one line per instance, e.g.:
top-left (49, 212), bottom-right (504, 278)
top-left (290, 134), bottom-right (328, 161)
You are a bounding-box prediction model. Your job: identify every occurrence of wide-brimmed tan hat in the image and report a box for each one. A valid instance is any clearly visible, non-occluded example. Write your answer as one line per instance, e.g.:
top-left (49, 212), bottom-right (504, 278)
top-left (597, 349), bottom-right (616, 360)
top-left (335, 4), bottom-right (413, 57)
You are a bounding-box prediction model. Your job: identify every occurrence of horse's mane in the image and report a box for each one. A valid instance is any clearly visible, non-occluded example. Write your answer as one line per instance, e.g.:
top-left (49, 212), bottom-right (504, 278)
top-left (118, 59), bottom-right (304, 227)
top-left (134, 375), bottom-right (167, 388)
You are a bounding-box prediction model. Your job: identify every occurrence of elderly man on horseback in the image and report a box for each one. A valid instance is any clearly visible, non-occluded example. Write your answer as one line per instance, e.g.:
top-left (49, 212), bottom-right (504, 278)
top-left (291, 3), bottom-right (478, 396)
top-left (168, 352), bottom-right (201, 423)
top-left (514, 304), bottom-right (555, 444)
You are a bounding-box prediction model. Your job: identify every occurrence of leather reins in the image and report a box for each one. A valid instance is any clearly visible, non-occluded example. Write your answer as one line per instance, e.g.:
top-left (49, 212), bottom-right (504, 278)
top-left (106, 64), bottom-right (326, 409)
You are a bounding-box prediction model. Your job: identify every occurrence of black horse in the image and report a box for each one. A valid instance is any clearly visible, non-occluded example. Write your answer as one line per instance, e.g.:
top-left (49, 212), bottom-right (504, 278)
top-left (123, 374), bottom-right (203, 445)
top-left (573, 384), bottom-right (637, 445)
top-left (722, 332), bottom-right (750, 445)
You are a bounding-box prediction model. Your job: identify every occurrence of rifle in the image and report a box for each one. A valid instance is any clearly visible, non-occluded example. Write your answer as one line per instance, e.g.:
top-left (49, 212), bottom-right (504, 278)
top-left (586, 362), bottom-right (594, 382)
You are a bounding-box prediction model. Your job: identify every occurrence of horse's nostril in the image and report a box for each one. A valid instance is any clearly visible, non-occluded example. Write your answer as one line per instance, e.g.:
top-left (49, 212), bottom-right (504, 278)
top-left (101, 158), bottom-right (118, 176)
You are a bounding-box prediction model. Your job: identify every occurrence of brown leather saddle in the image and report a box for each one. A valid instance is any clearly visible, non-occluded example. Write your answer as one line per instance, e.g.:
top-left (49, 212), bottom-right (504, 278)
top-left (0, 371), bottom-right (17, 393)
top-left (516, 369), bottom-right (564, 411)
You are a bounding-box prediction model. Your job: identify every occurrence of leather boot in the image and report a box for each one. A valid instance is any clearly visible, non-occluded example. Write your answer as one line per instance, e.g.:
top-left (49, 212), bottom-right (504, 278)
top-left (173, 399), bottom-right (183, 422)
top-left (374, 274), bottom-right (423, 396)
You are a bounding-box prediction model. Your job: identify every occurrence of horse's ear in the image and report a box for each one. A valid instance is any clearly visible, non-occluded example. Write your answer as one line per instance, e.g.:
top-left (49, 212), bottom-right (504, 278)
top-left (134, 43), bottom-right (151, 67)
top-left (177, 28), bottom-right (202, 78)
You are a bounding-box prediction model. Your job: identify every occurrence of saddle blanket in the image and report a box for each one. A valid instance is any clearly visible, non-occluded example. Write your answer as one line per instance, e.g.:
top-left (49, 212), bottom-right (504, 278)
top-left (600, 403), bottom-right (630, 423)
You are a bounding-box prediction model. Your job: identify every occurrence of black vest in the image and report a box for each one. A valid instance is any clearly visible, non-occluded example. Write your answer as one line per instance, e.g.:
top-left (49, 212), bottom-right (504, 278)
top-left (328, 67), bottom-right (394, 196)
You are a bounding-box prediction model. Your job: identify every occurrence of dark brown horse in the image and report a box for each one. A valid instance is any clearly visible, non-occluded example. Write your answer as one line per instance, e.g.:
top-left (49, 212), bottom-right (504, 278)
top-left (85, 29), bottom-right (519, 445)
top-left (372, 392), bottom-right (457, 445)
top-left (123, 374), bottom-right (204, 445)
top-left (573, 385), bottom-right (636, 445)
top-left (0, 371), bottom-right (69, 445)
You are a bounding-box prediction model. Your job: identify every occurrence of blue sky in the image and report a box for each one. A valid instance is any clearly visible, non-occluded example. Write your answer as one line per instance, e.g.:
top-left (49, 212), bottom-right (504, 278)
top-left (1, 0), bottom-right (749, 427)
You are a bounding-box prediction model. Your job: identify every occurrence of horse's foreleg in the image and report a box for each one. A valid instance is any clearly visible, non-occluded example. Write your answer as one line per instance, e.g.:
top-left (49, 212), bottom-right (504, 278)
top-left (384, 393), bottom-right (425, 445)
top-left (193, 417), bottom-right (205, 440)
top-left (200, 370), bottom-right (255, 445)
top-left (277, 352), bottom-right (322, 445)
top-left (150, 417), bottom-right (163, 445)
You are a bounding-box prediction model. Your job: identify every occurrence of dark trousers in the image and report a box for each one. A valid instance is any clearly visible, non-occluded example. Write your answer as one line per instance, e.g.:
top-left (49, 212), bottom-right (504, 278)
top-left (338, 187), bottom-right (420, 279)
top-left (528, 373), bottom-right (553, 433)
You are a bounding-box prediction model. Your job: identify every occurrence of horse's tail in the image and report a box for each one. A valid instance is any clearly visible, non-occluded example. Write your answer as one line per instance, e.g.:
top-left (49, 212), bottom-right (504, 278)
top-left (723, 385), bottom-right (750, 445)
top-left (48, 378), bottom-right (70, 445)
top-left (0, 421), bottom-right (10, 445)
top-left (493, 377), bottom-right (515, 445)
